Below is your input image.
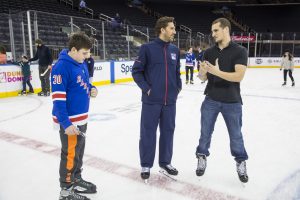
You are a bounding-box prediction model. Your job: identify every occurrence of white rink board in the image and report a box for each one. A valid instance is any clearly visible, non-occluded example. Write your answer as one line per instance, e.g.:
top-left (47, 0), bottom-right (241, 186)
top-left (93, 61), bottom-right (110, 83)
top-left (114, 61), bottom-right (134, 81)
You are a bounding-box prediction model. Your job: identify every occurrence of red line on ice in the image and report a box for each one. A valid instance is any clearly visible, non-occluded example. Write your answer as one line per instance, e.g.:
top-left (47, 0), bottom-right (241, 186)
top-left (0, 131), bottom-right (242, 200)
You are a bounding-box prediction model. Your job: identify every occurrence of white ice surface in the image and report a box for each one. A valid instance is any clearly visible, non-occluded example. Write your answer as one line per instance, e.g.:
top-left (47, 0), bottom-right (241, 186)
top-left (0, 68), bottom-right (299, 200)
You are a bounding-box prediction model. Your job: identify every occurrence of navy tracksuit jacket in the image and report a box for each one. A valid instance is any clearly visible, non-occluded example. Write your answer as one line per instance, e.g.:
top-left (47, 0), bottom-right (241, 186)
top-left (132, 38), bottom-right (182, 168)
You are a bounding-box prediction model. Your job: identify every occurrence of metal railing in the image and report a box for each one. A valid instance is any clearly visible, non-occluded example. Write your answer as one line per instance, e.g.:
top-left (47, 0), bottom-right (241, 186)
top-left (132, 28), bottom-right (149, 42)
top-left (84, 23), bottom-right (97, 35)
top-left (99, 13), bottom-right (112, 23)
top-left (59, 0), bottom-right (73, 9)
top-left (2, 10), bottom-right (300, 62)
top-left (84, 7), bottom-right (93, 18)
top-left (180, 25), bottom-right (192, 47)
top-left (69, 21), bottom-right (81, 33)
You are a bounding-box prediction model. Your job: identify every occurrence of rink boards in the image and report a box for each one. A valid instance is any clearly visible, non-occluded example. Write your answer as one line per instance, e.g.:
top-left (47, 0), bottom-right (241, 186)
top-left (0, 57), bottom-right (299, 98)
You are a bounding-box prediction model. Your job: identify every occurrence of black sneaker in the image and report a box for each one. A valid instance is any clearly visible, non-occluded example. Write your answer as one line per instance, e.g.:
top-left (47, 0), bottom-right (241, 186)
top-left (196, 153), bottom-right (206, 176)
top-left (73, 178), bottom-right (97, 194)
top-left (59, 186), bottom-right (90, 200)
top-left (236, 161), bottom-right (248, 183)
top-left (160, 164), bottom-right (178, 175)
top-left (282, 82), bottom-right (286, 86)
top-left (141, 167), bottom-right (150, 180)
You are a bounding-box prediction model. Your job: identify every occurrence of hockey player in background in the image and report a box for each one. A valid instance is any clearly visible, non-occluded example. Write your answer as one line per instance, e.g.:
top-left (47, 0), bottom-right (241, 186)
top-left (51, 32), bottom-right (98, 200)
top-left (132, 16), bottom-right (182, 182)
top-left (185, 47), bottom-right (195, 84)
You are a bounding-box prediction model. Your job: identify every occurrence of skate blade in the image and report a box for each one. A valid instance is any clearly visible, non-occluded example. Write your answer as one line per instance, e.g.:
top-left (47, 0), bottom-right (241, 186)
top-left (143, 179), bottom-right (149, 184)
top-left (159, 169), bottom-right (177, 181)
top-left (240, 182), bottom-right (246, 188)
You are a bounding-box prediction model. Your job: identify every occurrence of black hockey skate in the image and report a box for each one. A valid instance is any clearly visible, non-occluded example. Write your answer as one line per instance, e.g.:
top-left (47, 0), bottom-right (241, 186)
top-left (44, 91), bottom-right (50, 96)
top-left (160, 164), bottom-right (178, 175)
top-left (73, 178), bottom-right (97, 194)
top-left (236, 161), bottom-right (248, 183)
top-left (292, 82), bottom-right (295, 87)
top-left (141, 167), bottom-right (150, 183)
top-left (37, 91), bottom-right (44, 96)
top-left (18, 90), bottom-right (27, 96)
top-left (59, 186), bottom-right (90, 200)
top-left (196, 153), bottom-right (207, 176)
top-left (159, 164), bottom-right (178, 181)
top-left (282, 82), bottom-right (286, 86)
top-left (28, 90), bottom-right (34, 95)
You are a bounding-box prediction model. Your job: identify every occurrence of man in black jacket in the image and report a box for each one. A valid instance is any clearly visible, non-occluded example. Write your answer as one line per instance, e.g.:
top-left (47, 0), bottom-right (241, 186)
top-left (29, 39), bottom-right (53, 96)
top-left (132, 16), bottom-right (182, 181)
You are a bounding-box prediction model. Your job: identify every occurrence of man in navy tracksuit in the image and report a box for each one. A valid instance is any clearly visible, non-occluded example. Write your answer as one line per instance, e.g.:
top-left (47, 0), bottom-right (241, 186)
top-left (132, 16), bottom-right (182, 180)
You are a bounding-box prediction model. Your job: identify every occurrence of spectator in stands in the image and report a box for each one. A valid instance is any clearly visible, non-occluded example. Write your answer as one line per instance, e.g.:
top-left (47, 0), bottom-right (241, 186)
top-left (111, 18), bottom-right (119, 32)
top-left (280, 51), bottom-right (295, 87)
top-left (85, 53), bottom-right (94, 83)
top-left (111, 16), bottom-right (123, 32)
top-left (185, 47), bottom-right (196, 84)
top-left (0, 45), bottom-right (7, 64)
top-left (12, 55), bottom-right (34, 95)
top-left (29, 39), bottom-right (53, 96)
top-left (79, 0), bottom-right (86, 10)
top-left (114, 13), bottom-right (122, 24)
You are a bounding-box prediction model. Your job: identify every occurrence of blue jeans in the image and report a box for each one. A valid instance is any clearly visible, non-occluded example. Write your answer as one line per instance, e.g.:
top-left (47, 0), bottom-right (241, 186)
top-left (196, 96), bottom-right (248, 162)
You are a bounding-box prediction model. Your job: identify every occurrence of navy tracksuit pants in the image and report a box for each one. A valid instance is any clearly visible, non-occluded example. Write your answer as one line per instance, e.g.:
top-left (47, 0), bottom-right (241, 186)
top-left (139, 103), bottom-right (176, 168)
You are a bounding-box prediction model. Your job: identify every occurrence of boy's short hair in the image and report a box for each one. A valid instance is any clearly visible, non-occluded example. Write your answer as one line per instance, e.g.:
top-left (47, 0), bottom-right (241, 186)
top-left (68, 32), bottom-right (92, 51)
top-left (22, 55), bottom-right (28, 59)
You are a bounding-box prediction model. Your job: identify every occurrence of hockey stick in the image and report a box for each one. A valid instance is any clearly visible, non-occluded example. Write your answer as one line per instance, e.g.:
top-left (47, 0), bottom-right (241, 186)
top-left (40, 68), bottom-right (50, 76)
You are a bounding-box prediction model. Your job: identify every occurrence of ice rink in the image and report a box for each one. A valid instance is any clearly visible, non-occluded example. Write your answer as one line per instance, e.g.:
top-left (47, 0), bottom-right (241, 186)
top-left (0, 68), bottom-right (300, 200)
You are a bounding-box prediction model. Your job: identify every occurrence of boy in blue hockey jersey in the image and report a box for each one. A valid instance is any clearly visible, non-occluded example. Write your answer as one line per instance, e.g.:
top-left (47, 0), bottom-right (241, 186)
top-left (185, 47), bottom-right (195, 84)
top-left (51, 32), bottom-right (98, 200)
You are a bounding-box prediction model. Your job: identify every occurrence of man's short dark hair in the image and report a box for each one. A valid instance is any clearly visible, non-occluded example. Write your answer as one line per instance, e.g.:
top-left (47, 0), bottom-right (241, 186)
top-left (68, 32), bottom-right (92, 51)
top-left (212, 18), bottom-right (231, 33)
top-left (154, 16), bottom-right (175, 36)
top-left (35, 39), bottom-right (43, 45)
